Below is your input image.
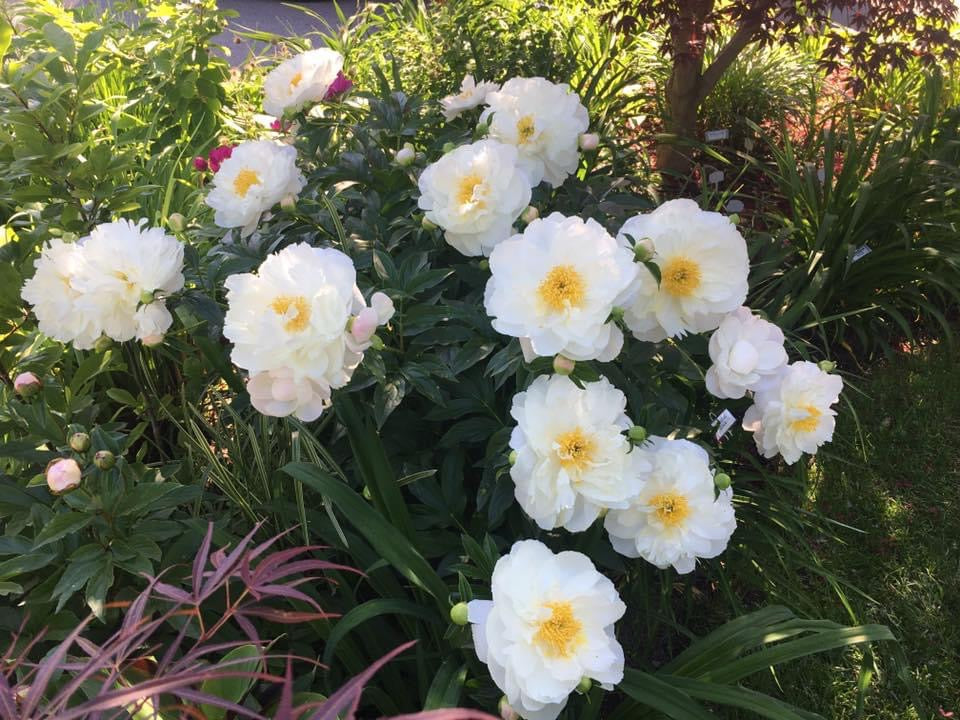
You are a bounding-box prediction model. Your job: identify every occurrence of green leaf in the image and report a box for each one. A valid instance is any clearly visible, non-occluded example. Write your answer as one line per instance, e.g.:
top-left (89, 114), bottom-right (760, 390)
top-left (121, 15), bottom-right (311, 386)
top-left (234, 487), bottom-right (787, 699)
top-left (200, 645), bottom-right (262, 720)
top-left (423, 658), bottom-right (467, 710)
top-left (42, 22), bottom-right (76, 64)
top-left (106, 388), bottom-right (139, 407)
top-left (663, 677), bottom-right (823, 720)
top-left (113, 483), bottom-right (181, 517)
top-left (0, 552), bottom-right (57, 580)
top-left (32, 511), bottom-right (94, 549)
top-left (0, 581), bottom-right (23, 596)
top-left (618, 669), bottom-right (713, 720)
top-left (322, 598), bottom-right (439, 667)
top-left (281, 462), bottom-right (449, 609)
top-left (0, 18), bottom-right (12, 63)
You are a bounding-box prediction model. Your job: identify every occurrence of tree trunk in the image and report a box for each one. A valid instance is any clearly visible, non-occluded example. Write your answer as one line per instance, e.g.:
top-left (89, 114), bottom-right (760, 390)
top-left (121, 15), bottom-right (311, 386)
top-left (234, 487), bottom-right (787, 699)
top-left (657, 1), bottom-right (712, 187)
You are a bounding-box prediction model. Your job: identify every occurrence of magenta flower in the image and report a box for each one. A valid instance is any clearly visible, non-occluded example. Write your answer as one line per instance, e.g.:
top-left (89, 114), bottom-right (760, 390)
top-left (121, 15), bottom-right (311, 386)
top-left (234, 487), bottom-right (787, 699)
top-left (207, 144), bottom-right (235, 173)
top-left (325, 71), bottom-right (353, 100)
top-left (193, 156), bottom-right (208, 172)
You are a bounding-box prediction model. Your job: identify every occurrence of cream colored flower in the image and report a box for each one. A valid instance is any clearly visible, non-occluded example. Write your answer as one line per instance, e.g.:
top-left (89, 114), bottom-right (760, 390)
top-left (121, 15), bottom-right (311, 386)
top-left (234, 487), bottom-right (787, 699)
top-left (605, 437), bottom-right (736, 573)
top-left (618, 199), bottom-right (749, 342)
top-left (480, 77), bottom-right (589, 187)
top-left (441, 74), bottom-right (499, 121)
top-left (509, 374), bottom-right (650, 531)
top-left (205, 140), bottom-right (305, 236)
top-left (467, 540), bottom-right (625, 720)
top-left (705, 307), bottom-right (788, 399)
top-left (484, 212), bottom-right (637, 361)
top-left (263, 48), bottom-right (344, 117)
top-left (417, 140), bottom-right (531, 256)
top-left (247, 369), bottom-right (330, 422)
top-left (743, 361), bottom-right (843, 464)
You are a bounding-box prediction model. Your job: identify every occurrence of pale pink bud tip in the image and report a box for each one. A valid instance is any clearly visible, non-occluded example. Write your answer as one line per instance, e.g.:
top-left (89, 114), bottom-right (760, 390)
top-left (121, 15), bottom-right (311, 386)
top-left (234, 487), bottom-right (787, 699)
top-left (280, 194), bottom-right (297, 211)
top-left (350, 308), bottom-right (379, 344)
top-left (520, 205), bottom-right (539, 224)
top-left (499, 697), bottom-right (519, 720)
top-left (553, 355), bottom-right (576, 376)
top-left (46, 458), bottom-right (82, 494)
top-left (579, 132), bottom-right (600, 151)
top-left (14, 372), bottom-right (42, 397)
top-left (140, 334), bottom-right (165, 347)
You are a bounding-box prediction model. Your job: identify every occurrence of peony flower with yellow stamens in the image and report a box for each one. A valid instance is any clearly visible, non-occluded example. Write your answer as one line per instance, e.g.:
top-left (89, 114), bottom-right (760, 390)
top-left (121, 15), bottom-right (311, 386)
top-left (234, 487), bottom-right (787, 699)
top-left (223, 243), bottom-right (389, 421)
top-left (467, 539), bottom-right (626, 720)
top-left (417, 139), bottom-right (531, 256)
top-left (480, 77), bottom-right (589, 187)
top-left (205, 140), bottom-right (305, 237)
top-left (484, 212), bottom-right (637, 361)
top-left (617, 199), bottom-right (749, 342)
top-left (508, 374), bottom-right (650, 531)
top-left (742, 361), bottom-right (843, 464)
top-left (440, 74), bottom-right (499, 121)
top-left (605, 437), bottom-right (737, 573)
top-left (262, 48), bottom-right (344, 117)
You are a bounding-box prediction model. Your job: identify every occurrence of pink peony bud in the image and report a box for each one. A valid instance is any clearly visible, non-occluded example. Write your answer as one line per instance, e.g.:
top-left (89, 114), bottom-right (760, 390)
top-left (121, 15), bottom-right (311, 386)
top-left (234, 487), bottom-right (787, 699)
top-left (46, 458), bottom-right (82, 494)
top-left (193, 156), bottom-right (208, 172)
top-left (520, 205), bottom-right (539, 224)
top-left (498, 697), bottom-right (519, 720)
top-left (553, 355), bottom-right (576, 376)
top-left (140, 333), bottom-right (165, 347)
top-left (325, 71), bottom-right (353, 100)
top-left (14, 372), bottom-right (42, 397)
top-left (280, 194), bottom-right (297, 211)
top-left (579, 132), bottom-right (600, 151)
top-left (207, 144), bottom-right (235, 173)
top-left (350, 308), bottom-right (379, 345)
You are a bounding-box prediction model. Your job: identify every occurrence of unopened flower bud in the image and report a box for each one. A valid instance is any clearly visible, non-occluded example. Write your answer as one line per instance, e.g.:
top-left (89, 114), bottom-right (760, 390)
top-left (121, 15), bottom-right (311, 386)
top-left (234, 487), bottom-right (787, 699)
top-left (714, 472), bottom-right (731, 490)
top-left (442, 142), bottom-right (456, 154)
top-left (499, 697), bottom-right (519, 720)
top-left (140, 334), bottom-right (164, 348)
top-left (520, 205), bottom-right (539, 224)
top-left (94, 336), bottom-right (113, 354)
top-left (395, 144), bottom-right (416, 166)
top-left (508, 450), bottom-right (518, 466)
top-left (139, 290), bottom-right (155, 305)
top-left (553, 355), bottom-right (575, 376)
top-left (46, 458), bottom-right (82, 495)
top-left (350, 308), bottom-right (379, 345)
top-left (369, 335), bottom-right (385, 351)
top-left (192, 156), bottom-right (208, 172)
top-left (69, 432), bottom-right (90, 452)
top-left (633, 238), bottom-right (655, 262)
top-left (421, 216), bottom-right (438, 230)
top-left (727, 213), bottom-right (740, 225)
top-left (628, 426), bottom-right (647, 443)
top-left (93, 450), bottom-right (115, 470)
top-left (576, 676), bottom-right (593, 694)
top-left (449, 601), bottom-right (469, 626)
top-left (478, 259), bottom-right (489, 271)
top-left (362, 485), bottom-right (372, 500)
top-left (280, 194), bottom-right (297, 211)
top-left (167, 213), bottom-right (186, 232)
top-left (14, 372), bottom-right (42, 398)
top-left (818, 360), bottom-right (836, 373)
top-left (578, 132), bottom-right (600, 151)
top-left (610, 306), bottom-right (625, 323)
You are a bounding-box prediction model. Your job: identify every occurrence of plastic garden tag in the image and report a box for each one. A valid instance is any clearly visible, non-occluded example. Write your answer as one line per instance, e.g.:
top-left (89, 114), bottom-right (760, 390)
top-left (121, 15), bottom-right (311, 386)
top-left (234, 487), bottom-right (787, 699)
top-left (852, 244), bottom-right (872, 262)
top-left (705, 129), bottom-right (729, 142)
top-left (712, 409), bottom-right (736, 440)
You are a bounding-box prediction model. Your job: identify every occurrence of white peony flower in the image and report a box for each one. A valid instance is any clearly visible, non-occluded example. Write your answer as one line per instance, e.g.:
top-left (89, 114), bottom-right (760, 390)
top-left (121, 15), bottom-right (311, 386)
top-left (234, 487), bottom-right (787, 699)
top-left (71, 220), bottom-right (184, 345)
top-left (605, 437), bottom-right (736, 574)
top-left (705, 307), bottom-right (788, 399)
top-left (441, 74), bottom-right (499, 121)
top-left (262, 48), bottom-right (344, 117)
top-left (21, 239), bottom-right (101, 349)
top-left (618, 199), bottom-right (749, 342)
top-left (247, 369), bottom-right (330, 422)
top-left (205, 140), bottom-right (305, 237)
top-left (467, 539), bottom-right (625, 720)
top-left (480, 77), bottom-right (589, 187)
top-left (417, 140), bottom-right (532, 256)
top-left (509, 374), bottom-right (650, 531)
top-left (742, 361), bottom-right (843, 464)
top-left (484, 212), bottom-right (637, 361)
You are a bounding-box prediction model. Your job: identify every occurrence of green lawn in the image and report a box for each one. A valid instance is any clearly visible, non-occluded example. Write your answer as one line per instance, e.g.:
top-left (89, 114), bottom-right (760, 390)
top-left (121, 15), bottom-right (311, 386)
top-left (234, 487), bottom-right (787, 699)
top-left (777, 344), bottom-right (960, 718)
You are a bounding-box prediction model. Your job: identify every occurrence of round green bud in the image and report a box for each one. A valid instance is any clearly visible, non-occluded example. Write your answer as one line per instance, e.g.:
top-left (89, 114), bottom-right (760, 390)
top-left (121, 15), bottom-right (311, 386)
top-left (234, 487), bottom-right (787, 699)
top-left (727, 213), bottom-right (740, 225)
top-left (442, 142), bottom-right (457, 154)
top-left (167, 213), bottom-right (186, 232)
top-left (714, 472), bottom-right (731, 490)
top-left (818, 360), bottom-right (836, 373)
top-left (69, 432), bottom-right (91, 453)
top-left (93, 450), bottom-right (115, 470)
top-left (508, 450), bottom-right (518, 466)
top-left (478, 259), bottom-right (490, 271)
top-left (576, 676), bottom-right (593, 694)
top-left (94, 336), bottom-right (113, 354)
top-left (449, 601), bottom-right (469, 626)
top-left (362, 485), bottom-right (373, 501)
top-left (627, 426), bottom-right (647, 443)
top-left (553, 355), bottom-right (575, 376)
top-left (139, 290), bottom-right (155, 305)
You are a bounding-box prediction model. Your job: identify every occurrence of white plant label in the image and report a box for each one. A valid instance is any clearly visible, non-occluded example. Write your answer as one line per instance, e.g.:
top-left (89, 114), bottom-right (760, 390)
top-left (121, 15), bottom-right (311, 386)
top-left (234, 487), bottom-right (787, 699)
top-left (713, 409), bottom-right (736, 440)
top-left (725, 199), bottom-right (745, 213)
top-left (852, 244), bottom-right (872, 262)
top-left (705, 129), bottom-right (730, 142)
top-left (708, 170), bottom-right (725, 185)
top-left (817, 167), bottom-right (826, 183)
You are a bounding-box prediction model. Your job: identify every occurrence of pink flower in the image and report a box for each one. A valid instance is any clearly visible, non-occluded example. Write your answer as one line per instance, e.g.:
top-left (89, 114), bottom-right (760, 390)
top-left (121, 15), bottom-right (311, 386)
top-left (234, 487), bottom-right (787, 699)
top-left (349, 307), bottom-right (379, 345)
top-left (13, 371), bottom-right (42, 397)
top-left (325, 71), bottom-right (353, 100)
top-left (207, 144), bottom-right (235, 173)
top-left (193, 156), bottom-right (208, 172)
top-left (270, 119), bottom-right (282, 131)
top-left (46, 458), bottom-right (82, 495)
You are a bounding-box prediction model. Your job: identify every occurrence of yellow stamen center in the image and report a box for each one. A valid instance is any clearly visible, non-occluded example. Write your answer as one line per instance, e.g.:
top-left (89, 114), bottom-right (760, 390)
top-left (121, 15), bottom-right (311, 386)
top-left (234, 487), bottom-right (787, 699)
top-left (537, 265), bottom-right (586, 312)
top-left (233, 169), bottom-right (262, 198)
top-left (112, 270), bottom-right (136, 291)
top-left (790, 404), bottom-right (822, 433)
top-left (650, 492), bottom-right (690, 528)
top-left (660, 256), bottom-right (702, 297)
top-left (456, 173), bottom-right (486, 208)
top-left (517, 115), bottom-right (536, 144)
top-left (270, 295), bottom-right (311, 333)
top-left (556, 428), bottom-right (596, 471)
top-left (534, 602), bottom-right (584, 658)
top-left (290, 71), bottom-right (303, 88)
